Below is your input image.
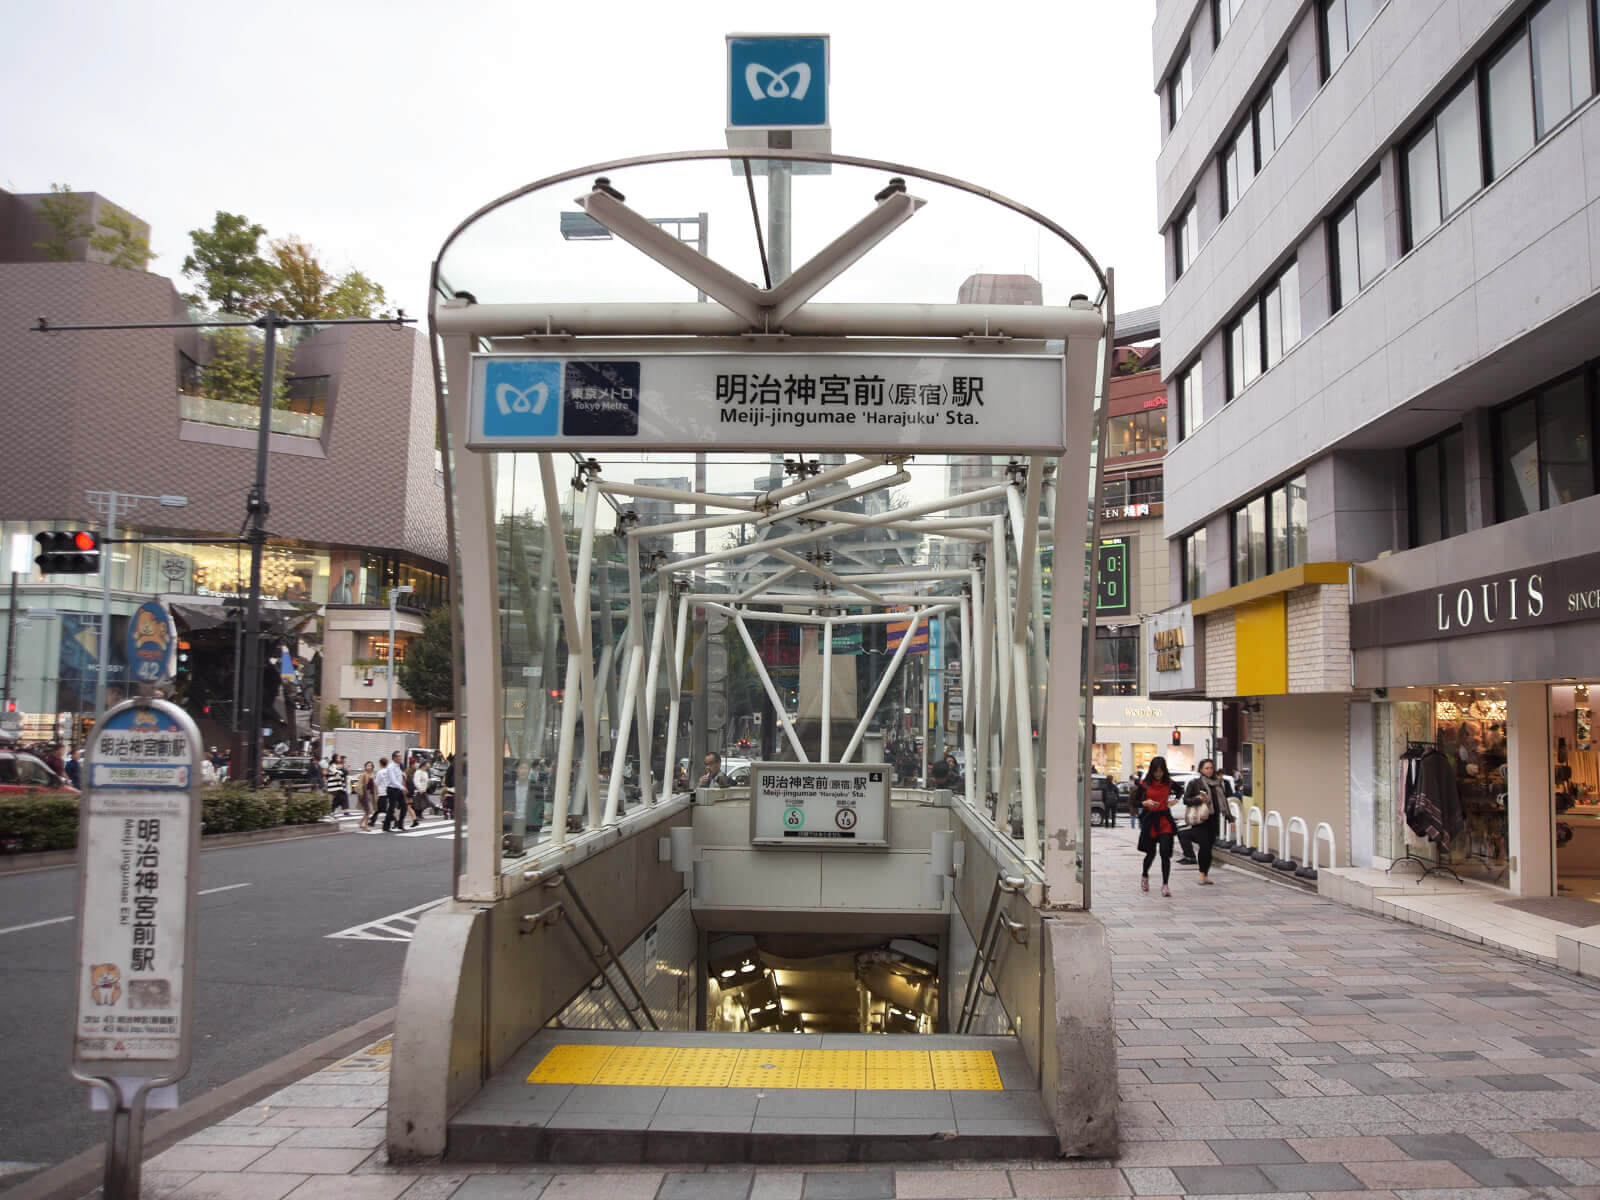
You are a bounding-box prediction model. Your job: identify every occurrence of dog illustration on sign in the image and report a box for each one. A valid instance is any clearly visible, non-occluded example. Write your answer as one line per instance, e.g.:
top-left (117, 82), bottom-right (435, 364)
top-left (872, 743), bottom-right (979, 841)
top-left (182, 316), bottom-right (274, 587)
top-left (89, 963), bottom-right (122, 1006)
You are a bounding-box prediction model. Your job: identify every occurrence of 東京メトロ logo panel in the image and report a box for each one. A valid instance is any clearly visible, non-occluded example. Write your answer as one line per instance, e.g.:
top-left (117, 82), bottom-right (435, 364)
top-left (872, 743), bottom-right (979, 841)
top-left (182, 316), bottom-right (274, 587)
top-left (483, 360), bottom-right (561, 439)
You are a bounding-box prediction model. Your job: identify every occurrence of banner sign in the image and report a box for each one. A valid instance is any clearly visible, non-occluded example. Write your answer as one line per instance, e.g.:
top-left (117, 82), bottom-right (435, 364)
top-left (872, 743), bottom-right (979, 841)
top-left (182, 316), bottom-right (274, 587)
top-left (886, 606), bottom-right (930, 655)
top-left (749, 761), bottom-right (890, 849)
top-left (73, 698), bottom-right (201, 1079)
top-left (126, 600), bottom-right (176, 685)
top-left (467, 353), bottom-right (1066, 454)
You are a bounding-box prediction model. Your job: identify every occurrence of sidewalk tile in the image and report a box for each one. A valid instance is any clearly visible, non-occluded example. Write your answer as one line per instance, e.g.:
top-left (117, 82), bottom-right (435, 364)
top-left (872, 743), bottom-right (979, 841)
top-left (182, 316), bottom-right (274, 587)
top-left (280, 1178), bottom-right (414, 1199)
top-left (799, 1168), bottom-right (894, 1198)
top-left (1452, 1158), bottom-right (1567, 1187)
top-left (246, 1145), bottom-right (372, 1173)
top-left (260, 1106), bottom-right (375, 1127)
top-left (1260, 1162), bottom-right (1364, 1191)
top-left (1344, 1159), bottom-right (1477, 1189)
top-left (661, 1168), bottom-right (752, 1198)
top-left (894, 1168), bottom-right (1011, 1197)
top-left (1008, 1168), bottom-right (1126, 1196)
top-left (169, 1172), bottom-right (307, 1199)
top-left (1387, 1133), bottom-right (1490, 1160)
top-left (750, 1174), bottom-right (804, 1200)
top-left (541, 1173), bottom-right (662, 1198)
top-left (148, 1143), bottom-right (272, 1172)
top-left (1287, 1136), bottom-right (1408, 1162)
top-left (1513, 1130), bottom-right (1600, 1155)
top-left (1120, 1167), bottom-right (1181, 1194)
top-left (1168, 1164), bottom-right (1272, 1193)
top-left (281, 1125), bottom-right (388, 1149)
top-left (1209, 1138), bottom-right (1305, 1164)
top-left (1108, 1141), bottom-right (1219, 1166)
top-left (177, 1125), bottom-right (297, 1148)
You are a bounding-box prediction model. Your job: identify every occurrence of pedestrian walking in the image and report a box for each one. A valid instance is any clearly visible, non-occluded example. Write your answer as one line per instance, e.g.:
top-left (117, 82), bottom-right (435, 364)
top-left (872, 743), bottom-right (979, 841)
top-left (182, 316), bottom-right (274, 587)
top-left (326, 755), bottom-right (350, 816)
top-left (1136, 756), bottom-right (1178, 897)
top-left (442, 753), bottom-right (456, 819)
top-left (412, 758), bottom-right (432, 821)
top-left (380, 755), bottom-right (406, 832)
top-left (64, 748), bottom-right (82, 790)
top-left (357, 761), bottom-right (378, 829)
top-left (1182, 757), bottom-right (1235, 885)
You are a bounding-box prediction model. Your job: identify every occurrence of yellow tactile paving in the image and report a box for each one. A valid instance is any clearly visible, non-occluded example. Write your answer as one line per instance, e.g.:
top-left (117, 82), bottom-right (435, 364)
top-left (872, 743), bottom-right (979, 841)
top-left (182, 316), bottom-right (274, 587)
top-left (523, 1044), bottom-right (1005, 1090)
top-left (796, 1049), bottom-right (866, 1090)
top-left (726, 1047), bottom-right (804, 1088)
top-left (930, 1049), bottom-right (1004, 1090)
top-left (525, 1043), bottom-right (617, 1085)
top-left (864, 1049), bottom-right (935, 1090)
top-left (590, 1045), bottom-right (679, 1086)
top-left (659, 1046), bottom-right (741, 1087)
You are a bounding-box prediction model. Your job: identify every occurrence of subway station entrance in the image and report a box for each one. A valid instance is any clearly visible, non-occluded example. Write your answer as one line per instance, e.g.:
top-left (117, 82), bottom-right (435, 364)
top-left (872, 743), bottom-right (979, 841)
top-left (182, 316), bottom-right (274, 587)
top-left (389, 150), bottom-right (1119, 1164)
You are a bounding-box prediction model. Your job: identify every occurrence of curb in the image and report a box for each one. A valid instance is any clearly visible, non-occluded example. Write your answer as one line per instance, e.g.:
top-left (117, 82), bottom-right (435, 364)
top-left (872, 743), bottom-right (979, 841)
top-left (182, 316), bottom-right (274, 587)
top-left (0, 1008), bottom-right (396, 1200)
top-left (0, 821), bottom-right (341, 876)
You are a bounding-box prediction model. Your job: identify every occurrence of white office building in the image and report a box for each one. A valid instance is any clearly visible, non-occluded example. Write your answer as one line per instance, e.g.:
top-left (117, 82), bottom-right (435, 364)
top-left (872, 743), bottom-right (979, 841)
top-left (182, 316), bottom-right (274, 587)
top-left (1152, 0), bottom-right (1600, 902)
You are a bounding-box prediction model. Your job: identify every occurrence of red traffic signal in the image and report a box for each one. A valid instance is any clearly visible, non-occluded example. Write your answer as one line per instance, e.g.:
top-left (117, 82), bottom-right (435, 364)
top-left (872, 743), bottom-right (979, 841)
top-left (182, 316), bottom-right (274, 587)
top-left (35, 530), bottom-right (101, 574)
top-left (1171, 729), bottom-right (1182, 745)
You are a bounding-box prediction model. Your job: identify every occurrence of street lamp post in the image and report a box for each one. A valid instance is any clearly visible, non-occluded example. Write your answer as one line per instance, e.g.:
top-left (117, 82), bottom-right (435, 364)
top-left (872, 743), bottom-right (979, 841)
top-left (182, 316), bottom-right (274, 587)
top-left (386, 585), bottom-right (414, 730)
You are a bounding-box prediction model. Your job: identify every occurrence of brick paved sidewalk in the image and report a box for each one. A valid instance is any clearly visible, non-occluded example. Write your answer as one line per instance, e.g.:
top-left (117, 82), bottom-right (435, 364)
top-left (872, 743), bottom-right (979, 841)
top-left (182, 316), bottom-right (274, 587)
top-left (128, 828), bottom-right (1600, 1198)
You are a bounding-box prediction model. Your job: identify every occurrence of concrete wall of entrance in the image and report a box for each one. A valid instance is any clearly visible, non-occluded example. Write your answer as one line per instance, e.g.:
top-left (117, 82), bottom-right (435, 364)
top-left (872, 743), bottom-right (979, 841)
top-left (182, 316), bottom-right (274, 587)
top-left (386, 800), bottom-right (690, 1160)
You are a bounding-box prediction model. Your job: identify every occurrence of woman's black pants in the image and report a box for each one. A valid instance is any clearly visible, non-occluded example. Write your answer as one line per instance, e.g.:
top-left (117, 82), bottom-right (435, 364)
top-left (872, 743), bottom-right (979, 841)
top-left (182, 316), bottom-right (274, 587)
top-left (1194, 826), bottom-right (1215, 874)
top-left (1142, 834), bottom-right (1173, 883)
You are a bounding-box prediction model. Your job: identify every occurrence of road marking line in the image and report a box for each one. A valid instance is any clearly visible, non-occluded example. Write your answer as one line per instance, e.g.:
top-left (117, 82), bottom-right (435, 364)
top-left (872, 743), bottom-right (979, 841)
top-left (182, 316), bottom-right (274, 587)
top-left (198, 883), bottom-right (253, 896)
top-left (0, 915), bottom-right (75, 937)
top-left (327, 896), bottom-right (448, 942)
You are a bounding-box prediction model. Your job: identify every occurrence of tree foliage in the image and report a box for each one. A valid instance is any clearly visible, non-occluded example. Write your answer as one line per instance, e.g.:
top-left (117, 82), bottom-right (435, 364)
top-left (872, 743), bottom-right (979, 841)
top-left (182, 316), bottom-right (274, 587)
top-left (182, 211), bottom-right (280, 315)
top-left (398, 605), bottom-right (455, 712)
top-left (200, 325), bottom-right (294, 409)
top-left (268, 238), bottom-right (331, 319)
top-left (89, 203), bottom-right (155, 270)
top-left (34, 183), bottom-right (93, 261)
top-left (325, 268), bottom-right (391, 318)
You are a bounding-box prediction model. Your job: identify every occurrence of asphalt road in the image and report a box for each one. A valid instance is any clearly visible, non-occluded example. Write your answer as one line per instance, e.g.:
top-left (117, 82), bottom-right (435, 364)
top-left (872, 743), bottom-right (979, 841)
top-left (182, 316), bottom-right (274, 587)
top-left (0, 817), bottom-right (457, 1182)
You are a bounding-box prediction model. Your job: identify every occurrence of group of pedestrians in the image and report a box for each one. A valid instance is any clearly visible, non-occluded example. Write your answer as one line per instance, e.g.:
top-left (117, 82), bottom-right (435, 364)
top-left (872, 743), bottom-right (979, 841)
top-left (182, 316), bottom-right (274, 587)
top-left (1134, 756), bottom-right (1235, 895)
top-left (323, 749), bottom-right (454, 833)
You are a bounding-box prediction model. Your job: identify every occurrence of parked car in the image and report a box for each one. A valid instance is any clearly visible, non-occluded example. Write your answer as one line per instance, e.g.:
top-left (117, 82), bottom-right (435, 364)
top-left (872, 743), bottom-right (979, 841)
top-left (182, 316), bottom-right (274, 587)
top-left (261, 755), bottom-right (320, 789)
top-left (0, 750), bottom-right (77, 795)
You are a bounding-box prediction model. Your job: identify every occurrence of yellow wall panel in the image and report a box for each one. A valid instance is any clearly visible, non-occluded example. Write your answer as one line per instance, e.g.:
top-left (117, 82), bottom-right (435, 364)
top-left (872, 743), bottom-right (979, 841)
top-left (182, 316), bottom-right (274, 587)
top-left (1234, 596), bottom-right (1287, 696)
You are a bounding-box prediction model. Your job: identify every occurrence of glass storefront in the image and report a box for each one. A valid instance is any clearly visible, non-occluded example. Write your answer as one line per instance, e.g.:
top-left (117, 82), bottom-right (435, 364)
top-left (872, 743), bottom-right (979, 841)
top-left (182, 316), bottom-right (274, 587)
top-left (1553, 682), bottom-right (1600, 899)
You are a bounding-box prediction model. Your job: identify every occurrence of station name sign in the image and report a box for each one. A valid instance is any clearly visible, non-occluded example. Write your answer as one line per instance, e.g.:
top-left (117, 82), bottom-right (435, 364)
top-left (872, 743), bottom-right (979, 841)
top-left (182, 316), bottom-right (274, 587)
top-left (749, 761), bottom-right (890, 849)
top-left (467, 353), bottom-right (1066, 454)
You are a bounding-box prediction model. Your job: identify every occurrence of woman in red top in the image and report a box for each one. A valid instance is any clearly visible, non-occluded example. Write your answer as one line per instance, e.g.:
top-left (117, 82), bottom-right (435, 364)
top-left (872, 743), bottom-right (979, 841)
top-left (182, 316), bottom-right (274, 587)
top-left (1137, 756), bottom-right (1178, 896)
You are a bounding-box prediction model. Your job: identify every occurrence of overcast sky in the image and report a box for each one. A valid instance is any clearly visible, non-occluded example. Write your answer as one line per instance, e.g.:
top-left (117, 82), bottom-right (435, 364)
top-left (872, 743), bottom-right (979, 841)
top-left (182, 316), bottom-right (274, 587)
top-left (1, 1), bottom-right (1162, 321)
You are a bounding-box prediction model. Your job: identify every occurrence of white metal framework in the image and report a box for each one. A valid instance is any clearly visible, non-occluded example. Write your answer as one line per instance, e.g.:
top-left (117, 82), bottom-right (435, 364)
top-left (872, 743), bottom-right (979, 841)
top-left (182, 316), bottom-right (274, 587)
top-left (429, 150), bottom-right (1113, 908)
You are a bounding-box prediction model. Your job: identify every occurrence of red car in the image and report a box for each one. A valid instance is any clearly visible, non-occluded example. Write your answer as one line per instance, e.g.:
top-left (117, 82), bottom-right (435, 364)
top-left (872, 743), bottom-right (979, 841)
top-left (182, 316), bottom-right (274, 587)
top-left (0, 751), bottom-right (79, 794)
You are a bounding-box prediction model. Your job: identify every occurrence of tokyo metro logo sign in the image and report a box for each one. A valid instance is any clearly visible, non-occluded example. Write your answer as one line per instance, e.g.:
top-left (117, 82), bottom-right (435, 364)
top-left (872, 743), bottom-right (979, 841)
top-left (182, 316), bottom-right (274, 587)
top-left (728, 36), bottom-right (828, 129)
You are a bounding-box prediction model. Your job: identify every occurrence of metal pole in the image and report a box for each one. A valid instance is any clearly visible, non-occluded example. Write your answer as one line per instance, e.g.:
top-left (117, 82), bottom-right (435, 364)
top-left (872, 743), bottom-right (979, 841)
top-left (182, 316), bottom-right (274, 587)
top-left (387, 588), bottom-right (398, 730)
top-left (238, 313), bottom-right (278, 785)
top-left (3, 570), bottom-right (17, 711)
top-left (95, 497), bottom-right (118, 721)
top-left (768, 161), bottom-right (792, 283)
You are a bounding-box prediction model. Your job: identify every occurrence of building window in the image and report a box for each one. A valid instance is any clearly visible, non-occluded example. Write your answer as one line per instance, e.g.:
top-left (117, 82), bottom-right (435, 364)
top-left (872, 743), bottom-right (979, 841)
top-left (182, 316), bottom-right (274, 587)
top-left (1495, 371), bottom-right (1596, 520)
top-left (1174, 199), bottom-right (1200, 277)
top-left (1402, 81), bottom-right (1482, 248)
top-left (1330, 172), bottom-right (1385, 309)
top-left (1219, 60), bottom-right (1290, 217)
top-left (1182, 527), bottom-right (1207, 601)
top-left (1485, 0), bottom-right (1594, 181)
top-left (1213, 0), bottom-right (1246, 46)
top-left (1168, 46), bottom-right (1194, 129)
top-left (1129, 474), bottom-right (1164, 504)
top-left (176, 351), bottom-right (203, 396)
top-left (1093, 626), bottom-right (1141, 696)
top-left (1177, 361), bottom-right (1203, 440)
top-left (1226, 261), bottom-right (1301, 399)
top-left (1408, 428), bottom-right (1468, 546)
top-left (1321, 0), bottom-right (1380, 77)
top-left (1107, 409), bottom-right (1169, 458)
top-left (1230, 474), bottom-right (1308, 584)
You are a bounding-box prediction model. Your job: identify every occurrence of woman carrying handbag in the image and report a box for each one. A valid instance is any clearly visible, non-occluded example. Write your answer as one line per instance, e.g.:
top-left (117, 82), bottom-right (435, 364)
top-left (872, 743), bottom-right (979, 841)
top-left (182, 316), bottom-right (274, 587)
top-left (1182, 757), bottom-right (1235, 885)
top-left (1137, 757), bottom-right (1178, 896)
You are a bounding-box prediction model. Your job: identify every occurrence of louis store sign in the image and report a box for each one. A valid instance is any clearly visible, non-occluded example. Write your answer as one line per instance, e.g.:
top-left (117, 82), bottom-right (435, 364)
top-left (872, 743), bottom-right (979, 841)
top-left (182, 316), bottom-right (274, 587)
top-left (1352, 552), bottom-right (1600, 648)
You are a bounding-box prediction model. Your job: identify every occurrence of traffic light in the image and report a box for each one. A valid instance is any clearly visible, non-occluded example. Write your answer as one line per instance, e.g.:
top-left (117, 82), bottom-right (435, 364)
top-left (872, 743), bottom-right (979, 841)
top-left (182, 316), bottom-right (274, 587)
top-left (176, 640), bottom-right (192, 678)
top-left (35, 530), bottom-right (101, 574)
top-left (1172, 728), bottom-right (1182, 746)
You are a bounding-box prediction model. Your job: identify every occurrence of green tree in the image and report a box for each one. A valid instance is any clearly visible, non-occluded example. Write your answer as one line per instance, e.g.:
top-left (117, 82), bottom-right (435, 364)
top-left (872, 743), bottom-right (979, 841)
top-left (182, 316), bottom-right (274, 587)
top-left (182, 211), bottom-right (280, 315)
top-left (323, 703), bottom-right (346, 730)
top-left (200, 325), bottom-right (294, 409)
top-left (398, 605), bottom-right (455, 712)
top-left (269, 237), bottom-right (332, 319)
top-left (325, 268), bottom-right (391, 318)
top-left (89, 203), bottom-right (155, 270)
top-left (34, 183), bottom-right (92, 261)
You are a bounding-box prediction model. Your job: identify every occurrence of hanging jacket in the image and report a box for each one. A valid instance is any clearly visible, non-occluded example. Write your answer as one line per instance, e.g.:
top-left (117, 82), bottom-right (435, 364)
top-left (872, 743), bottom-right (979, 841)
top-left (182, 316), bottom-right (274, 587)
top-left (1404, 748), bottom-right (1463, 850)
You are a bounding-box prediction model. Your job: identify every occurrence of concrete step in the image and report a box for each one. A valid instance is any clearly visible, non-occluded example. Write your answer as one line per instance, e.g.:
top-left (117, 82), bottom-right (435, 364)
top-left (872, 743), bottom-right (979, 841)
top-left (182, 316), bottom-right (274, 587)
top-left (447, 1029), bottom-right (1056, 1164)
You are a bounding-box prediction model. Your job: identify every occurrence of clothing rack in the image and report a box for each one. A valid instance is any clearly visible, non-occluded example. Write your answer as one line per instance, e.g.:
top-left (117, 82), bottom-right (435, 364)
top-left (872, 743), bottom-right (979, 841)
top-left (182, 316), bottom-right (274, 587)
top-left (1388, 739), bottom-right (1463, 884)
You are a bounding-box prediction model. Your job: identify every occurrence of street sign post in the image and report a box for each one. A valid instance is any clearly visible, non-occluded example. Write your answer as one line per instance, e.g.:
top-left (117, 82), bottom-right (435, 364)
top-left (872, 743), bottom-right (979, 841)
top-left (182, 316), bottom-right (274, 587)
top-left (71, 697), bottom-right (202, 1200)
top-left (126, 599), bottom-right (177, 685)
top-left (725, 33), bottom-right (831, 166)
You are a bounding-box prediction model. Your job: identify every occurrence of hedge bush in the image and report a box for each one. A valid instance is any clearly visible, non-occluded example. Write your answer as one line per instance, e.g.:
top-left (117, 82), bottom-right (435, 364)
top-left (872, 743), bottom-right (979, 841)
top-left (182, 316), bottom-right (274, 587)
top-left (0, 784), bottom-right (329, 855)
top-left (201, 782), bottom-right (284, 834)
top-left (0, 792), bottom-right (80, 853)
top-left (282, 788), bottom-right (328, 825)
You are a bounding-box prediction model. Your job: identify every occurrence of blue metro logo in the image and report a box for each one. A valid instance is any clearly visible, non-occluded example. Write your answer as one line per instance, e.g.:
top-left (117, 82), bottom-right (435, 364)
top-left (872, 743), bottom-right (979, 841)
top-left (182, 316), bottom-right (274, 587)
top-left (728, 36), bottom-right (828, 129)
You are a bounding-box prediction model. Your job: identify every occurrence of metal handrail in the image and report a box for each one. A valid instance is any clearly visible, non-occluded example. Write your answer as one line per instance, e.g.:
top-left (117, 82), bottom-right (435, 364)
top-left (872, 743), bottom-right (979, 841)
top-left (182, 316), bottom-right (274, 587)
top-left (521, 867), bottom-right (659, 1030)
top-left (955, 873), bottom-right (1027, 1035)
